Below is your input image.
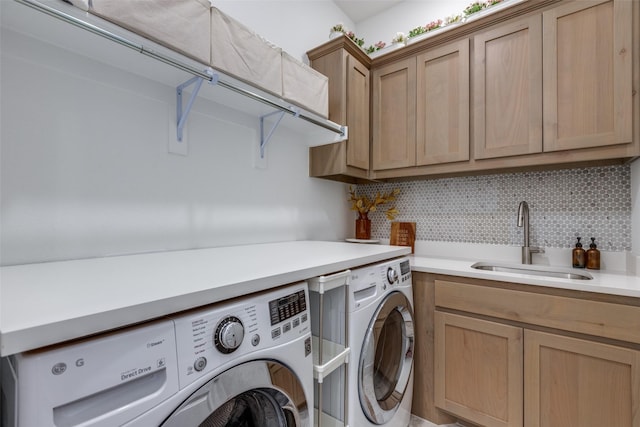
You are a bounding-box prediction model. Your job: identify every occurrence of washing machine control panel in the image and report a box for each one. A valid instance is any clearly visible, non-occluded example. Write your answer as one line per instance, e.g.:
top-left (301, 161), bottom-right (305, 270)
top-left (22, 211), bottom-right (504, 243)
top-left (268, 289), bottom-right (307, 325)
top-left (349, 257), bottom-right (412, 314)
top-left (385, 259), bottom-right (411, 286)
top-left (386, 267), bottom-right (399, 284)
top-left (214, 316), bottom-right (245, 354)
top-left (171, 283), bottom-right (310, 390)
top-left (399, 259), bottom-right (411, 283)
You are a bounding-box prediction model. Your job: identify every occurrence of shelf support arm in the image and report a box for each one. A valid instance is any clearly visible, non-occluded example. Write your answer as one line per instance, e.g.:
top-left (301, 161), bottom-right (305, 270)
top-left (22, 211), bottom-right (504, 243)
top-left (176, 69), bottom-right (217, 142)
top-left (260, 109), bottom-right (290, 159)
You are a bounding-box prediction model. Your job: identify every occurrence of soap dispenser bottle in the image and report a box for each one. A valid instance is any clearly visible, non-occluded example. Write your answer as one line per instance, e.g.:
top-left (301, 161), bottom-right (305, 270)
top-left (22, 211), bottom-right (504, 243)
top-left (572, 237), bottom-right (586, 268)
top-left (586, 237), bottom-right (600, 270)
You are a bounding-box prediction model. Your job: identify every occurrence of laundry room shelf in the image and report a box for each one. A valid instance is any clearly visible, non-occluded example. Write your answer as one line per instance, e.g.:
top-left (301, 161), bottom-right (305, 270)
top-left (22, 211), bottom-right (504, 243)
top-left (2, 0), bottom-right (346, 154)
top-left (307, 269), bottom-right (351, 294)
top-left (308, 269), bottom-right (351, 427)
top-left (308, 268), bottom-right (351, 380)
top-left (311, 336), bottom-right (350, 382)
top-left (313, 409), bottom-right (343, 427)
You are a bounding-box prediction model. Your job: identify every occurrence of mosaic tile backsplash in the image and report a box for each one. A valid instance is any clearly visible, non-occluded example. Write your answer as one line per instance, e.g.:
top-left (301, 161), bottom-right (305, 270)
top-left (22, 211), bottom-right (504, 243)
top-left (356, 165), bottom-right (631, 252)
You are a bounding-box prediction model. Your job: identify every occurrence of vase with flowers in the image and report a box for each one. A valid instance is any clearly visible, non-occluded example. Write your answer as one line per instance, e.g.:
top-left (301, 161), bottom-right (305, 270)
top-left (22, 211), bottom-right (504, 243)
top-left (345, 30), bottom-right (365, 47)
top-left (329, 23), bottom-right (345, 39)
top-left (348, 186), bottom-right (400, 240)
top-left (391, 32), bottom-right (408, 46)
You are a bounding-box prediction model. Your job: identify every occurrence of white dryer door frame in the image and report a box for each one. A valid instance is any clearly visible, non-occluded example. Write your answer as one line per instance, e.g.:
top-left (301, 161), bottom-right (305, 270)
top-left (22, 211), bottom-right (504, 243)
top-left (358, 291), bottom-right (414, 425)
top-left (161, 360), bottom-right (309, 426)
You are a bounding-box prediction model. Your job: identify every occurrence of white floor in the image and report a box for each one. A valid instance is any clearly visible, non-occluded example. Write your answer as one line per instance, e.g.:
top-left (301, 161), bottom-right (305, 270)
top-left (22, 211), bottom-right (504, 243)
top-left (409, 415), bottom-right (460, 427)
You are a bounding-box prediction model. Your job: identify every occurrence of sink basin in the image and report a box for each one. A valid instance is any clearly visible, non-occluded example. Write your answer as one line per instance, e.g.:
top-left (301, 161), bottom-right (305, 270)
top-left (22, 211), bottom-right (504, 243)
top-left (471, 262), bottom-right (593, 280)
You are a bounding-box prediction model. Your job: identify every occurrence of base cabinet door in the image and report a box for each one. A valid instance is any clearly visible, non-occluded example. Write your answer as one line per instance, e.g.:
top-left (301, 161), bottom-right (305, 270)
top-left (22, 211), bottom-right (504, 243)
top-left (524, 330), bottom-right (640, 427)
top-left (435, 311), bottom-right (523, 427)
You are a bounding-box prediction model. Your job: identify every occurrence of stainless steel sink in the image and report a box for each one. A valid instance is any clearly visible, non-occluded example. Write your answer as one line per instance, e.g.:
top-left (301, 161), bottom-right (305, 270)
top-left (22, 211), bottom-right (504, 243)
top-left (471, 262), bottom-right (593, 280)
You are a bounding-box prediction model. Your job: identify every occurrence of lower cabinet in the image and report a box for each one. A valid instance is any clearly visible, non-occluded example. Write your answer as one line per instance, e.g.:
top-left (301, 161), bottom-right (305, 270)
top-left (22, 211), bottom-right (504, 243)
top-left (435, 312), bottom-right (523, 427)
top-left (525, 330), bottom-right (640, 427)
top-left (435, 311), bottom-right (640, 427)
top-left (433, 277), bottom-right (640, 427)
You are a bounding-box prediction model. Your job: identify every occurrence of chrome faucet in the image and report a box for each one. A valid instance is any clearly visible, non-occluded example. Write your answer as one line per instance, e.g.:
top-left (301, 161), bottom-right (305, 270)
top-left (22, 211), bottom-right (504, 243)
top-left (517, 201), bottom-right (544, 264)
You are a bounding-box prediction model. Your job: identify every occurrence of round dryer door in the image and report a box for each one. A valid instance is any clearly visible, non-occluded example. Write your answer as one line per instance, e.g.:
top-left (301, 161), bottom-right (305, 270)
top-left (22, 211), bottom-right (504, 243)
top-left (162, 360), bottom-right (309, 427)
top-left (358, 291), bottom-right (414, 425)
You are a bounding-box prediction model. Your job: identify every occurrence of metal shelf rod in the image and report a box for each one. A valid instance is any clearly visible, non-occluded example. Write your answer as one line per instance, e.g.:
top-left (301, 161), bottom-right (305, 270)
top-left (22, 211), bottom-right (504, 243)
top-left (15, 0), bottom-right (346, 137)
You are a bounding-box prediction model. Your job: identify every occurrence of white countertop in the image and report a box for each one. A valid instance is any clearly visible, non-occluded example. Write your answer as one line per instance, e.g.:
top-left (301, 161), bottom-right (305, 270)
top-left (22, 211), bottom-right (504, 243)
top-left (4, 240), bottom-right (638, 357)
top-left (0, 241), bottom-right (410, 356)
top-left (411, 255), bottom-right (640, 298)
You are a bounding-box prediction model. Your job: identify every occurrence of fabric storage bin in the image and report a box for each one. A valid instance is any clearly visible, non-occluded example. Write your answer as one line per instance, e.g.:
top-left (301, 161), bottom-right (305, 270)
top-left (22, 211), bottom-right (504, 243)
top-left (282, 52), bottom-right (329, 118)
top-left (89, 0), bottom-right (211, 64)
top-left (210, 7), bottom-right (283, 97)
top-left (66, 0), bottom-right (89, 11)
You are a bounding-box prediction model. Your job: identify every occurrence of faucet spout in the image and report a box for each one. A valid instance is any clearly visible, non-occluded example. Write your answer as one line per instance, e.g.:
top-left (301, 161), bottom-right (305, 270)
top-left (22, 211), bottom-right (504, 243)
top-left (516, 201), bottom-right (543, 264)
top-left (517, 201), bottom-right (530, 248)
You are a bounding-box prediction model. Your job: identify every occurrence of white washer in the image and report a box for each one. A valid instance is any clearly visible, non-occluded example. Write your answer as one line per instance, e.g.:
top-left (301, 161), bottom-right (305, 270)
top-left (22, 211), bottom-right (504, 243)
top-left (347, 257), bottom-right (414, 427)
top-left (1, 282), bottom-right (313, 427)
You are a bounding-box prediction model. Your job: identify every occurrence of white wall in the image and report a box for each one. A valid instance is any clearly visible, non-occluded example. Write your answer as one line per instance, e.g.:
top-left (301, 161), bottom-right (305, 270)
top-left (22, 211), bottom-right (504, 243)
top-left (356, 0), bottom-right (469, 47)
top-left (0, 2), bottom-right (353, 266)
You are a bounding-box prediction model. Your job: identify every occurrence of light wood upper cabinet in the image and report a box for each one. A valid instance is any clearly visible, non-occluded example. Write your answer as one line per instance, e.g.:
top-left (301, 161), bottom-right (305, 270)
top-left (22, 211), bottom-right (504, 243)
top-left (543, 0), bottom-right (633, 152)
top-left (474, 15), bottom-right (543, 160)
top-left (373, 38), bottom-right (470, 171)
top-left (345, 55), bottom-right (370, 170)
top-left (435, 311), bottom-right (523, 427)
top-left (525, 330), bottom-right (640, 427)
top-left (473, 0), bottom-right (634, 160)
top-left (372, 57), bottom-right (417, 170)
top-left (416, 38), bottom-right (470, 166)
top-left (307, 37), bottom-right (371, 183)
top-left (308, 0), bottom-right (638, 182)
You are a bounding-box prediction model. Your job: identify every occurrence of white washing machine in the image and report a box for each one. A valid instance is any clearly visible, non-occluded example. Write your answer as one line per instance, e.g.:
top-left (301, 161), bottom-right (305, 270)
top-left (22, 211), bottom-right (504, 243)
top-left (347, 257), bottom-right (414, 427)
top-left (1, 282), bottom-right (313, 427)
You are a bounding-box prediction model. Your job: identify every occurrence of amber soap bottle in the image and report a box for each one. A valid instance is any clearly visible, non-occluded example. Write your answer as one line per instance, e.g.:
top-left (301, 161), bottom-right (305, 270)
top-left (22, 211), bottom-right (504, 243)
top-left (572, 237), bottom-right (586, 268)
top-left (586, 237), bottom-right (600, 270)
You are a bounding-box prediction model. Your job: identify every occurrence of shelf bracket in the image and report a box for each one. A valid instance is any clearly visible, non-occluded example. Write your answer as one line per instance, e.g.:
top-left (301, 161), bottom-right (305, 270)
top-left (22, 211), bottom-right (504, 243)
top-left (176, 69), bottom-right (217, 142)
top-left (259, 109), bottom-right (290, 159)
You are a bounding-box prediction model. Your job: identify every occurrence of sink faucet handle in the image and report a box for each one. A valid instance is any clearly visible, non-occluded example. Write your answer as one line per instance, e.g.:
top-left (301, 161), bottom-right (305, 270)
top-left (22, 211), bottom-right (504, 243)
top-left (521, 246), bottom-right (544, 264)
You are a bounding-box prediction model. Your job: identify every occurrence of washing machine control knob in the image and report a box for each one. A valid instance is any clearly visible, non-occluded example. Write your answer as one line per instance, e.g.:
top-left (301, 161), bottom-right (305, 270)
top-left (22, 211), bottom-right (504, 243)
top-left (214, 316), bottom-right (244, 354)
top-left (386, 267), bottom-right (398, 284)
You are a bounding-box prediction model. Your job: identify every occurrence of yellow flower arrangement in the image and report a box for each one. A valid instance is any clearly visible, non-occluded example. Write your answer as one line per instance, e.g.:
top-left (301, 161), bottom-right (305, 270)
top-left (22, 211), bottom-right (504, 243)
top-left (348, 186), bottom-right (400, 220)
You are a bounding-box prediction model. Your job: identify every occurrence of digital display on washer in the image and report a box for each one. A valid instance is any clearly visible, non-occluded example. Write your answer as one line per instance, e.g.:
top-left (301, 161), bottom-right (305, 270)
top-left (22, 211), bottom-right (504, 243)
top-left (269, 290), bottom-right (307, 325)
top-left (400, 260), bottom-right (410, 275)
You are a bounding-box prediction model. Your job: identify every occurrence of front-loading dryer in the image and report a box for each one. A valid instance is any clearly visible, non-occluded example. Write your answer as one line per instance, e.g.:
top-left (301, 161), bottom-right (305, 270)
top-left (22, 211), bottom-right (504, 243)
top-left (347, 257), bottom-right (414, 427)
top-left (1, 282), bottom-right (313, 427)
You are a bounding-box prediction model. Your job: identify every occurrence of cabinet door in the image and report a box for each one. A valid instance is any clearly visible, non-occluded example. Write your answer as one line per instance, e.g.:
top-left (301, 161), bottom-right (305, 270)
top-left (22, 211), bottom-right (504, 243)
top-left (416, 38), bottom-right (470, 166)
top-left (525, 330), bottom-right (640, 427)
top-left (345, 54), bottom-right (370, 170)
top-left (435, 311), bottom-right (523, 427)
top-left (308, 47), bottom-right (370, 181)
top-left (474, 15), bottom-right (542, 160)
top-left (372, 57), bottom-right (417, 170)
top-left (310, 49), bottom-right (346, 124)
top-left (543, 0), bottom-right (633, 152)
